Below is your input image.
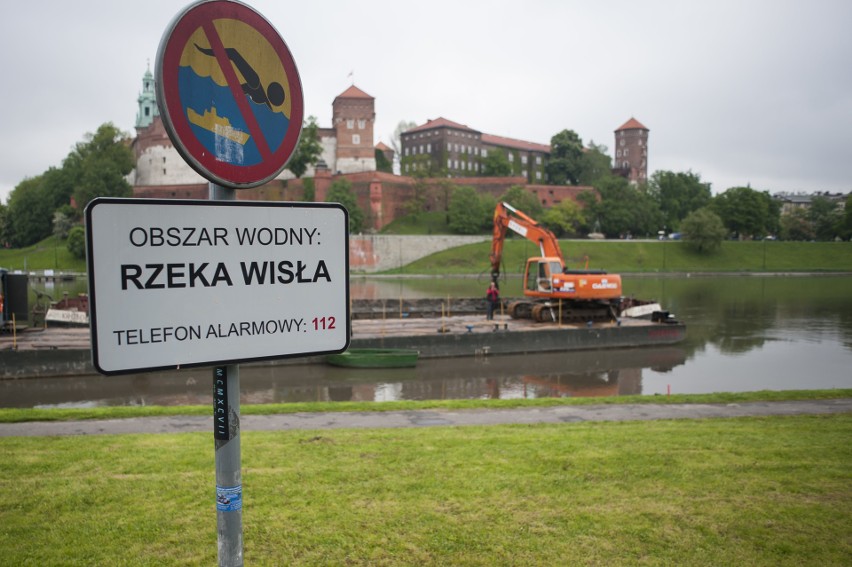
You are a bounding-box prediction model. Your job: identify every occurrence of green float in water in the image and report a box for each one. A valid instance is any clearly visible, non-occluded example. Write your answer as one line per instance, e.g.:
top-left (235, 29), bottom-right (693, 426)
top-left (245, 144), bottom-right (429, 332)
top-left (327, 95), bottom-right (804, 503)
top-left (325, 348), bottom-right (420, 368)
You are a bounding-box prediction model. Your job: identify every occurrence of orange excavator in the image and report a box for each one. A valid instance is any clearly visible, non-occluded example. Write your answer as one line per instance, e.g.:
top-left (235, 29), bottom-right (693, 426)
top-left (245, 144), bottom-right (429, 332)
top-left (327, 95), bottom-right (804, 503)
top-left (490, 201), bottom-right (624, 322)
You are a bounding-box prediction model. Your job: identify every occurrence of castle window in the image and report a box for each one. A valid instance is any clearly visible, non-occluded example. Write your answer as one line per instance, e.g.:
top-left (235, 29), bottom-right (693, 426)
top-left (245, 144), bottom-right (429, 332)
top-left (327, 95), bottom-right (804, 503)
top-left (521, 155), bottom-right (528, 164)
top-left (536, 171), bottom-right (542, 180)
top-left (358, 119), bottom-right (366, 129)
top-left (353, 134), bottom-right (361, 145)
top-left (482, 149), bottom-right (488, 157)
top-left (447, 158), bottom-right (452, 168)
top-left (522, 170), bottom-right (527, 178)
top-left (536, 156), bottom-right (541, 165)
top-left (346, 119), bottom-right (354, 129)
top-left (508, 153), bottom-right (514, 162)
top-left (624, 148), bottom-right (629, 156)
top-left (427, 143), bottom-right (431, 152)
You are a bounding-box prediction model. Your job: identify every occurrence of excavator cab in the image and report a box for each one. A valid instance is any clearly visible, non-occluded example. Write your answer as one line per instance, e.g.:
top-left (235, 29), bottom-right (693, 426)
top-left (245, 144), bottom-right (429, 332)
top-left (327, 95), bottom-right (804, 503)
top-left (524, 258), bottom-right (563, 295)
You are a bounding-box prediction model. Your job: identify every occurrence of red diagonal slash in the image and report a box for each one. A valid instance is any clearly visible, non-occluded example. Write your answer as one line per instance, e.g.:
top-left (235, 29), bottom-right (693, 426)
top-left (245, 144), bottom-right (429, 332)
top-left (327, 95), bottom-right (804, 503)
top-left (201, 20), bottom-right (272, 161)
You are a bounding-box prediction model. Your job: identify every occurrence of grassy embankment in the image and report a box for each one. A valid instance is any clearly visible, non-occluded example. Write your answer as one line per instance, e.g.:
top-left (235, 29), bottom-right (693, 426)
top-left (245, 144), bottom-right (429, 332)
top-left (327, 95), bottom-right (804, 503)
top-left (387, 238), bottom-right (852, 276)
top-left (1, 414), bottom-right (849, 565)
top-left (1, 231), bottom-right (851, 274)
top-left (0, 235), bottom-right (86, 272)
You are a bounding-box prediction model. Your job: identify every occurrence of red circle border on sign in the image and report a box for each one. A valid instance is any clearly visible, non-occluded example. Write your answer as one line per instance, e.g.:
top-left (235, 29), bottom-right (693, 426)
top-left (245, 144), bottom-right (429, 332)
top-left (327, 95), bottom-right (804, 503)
top-left (156, 0), bottom-right (304, 188)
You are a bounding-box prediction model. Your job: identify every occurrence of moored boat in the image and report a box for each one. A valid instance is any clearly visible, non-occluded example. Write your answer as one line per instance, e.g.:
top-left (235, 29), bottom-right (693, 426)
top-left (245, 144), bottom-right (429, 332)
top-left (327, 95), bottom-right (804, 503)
top-left (325, 348), bottom-right (419, 368)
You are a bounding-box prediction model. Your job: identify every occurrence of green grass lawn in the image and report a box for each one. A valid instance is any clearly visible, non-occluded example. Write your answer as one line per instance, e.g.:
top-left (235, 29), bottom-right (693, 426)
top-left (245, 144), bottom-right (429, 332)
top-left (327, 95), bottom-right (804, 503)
top-left (0, 235), bottom-right (86, 272)
top-left (390, 239), bottom-right (852, 276)
top-left (2, 233), bottom-right (849, 275)
top-left (1, 414), bottom-right (849, 566)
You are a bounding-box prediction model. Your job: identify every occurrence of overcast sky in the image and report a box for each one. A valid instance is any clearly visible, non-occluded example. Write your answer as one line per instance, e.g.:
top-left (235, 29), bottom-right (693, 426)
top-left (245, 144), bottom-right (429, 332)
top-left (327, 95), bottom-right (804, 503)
top-left (2, 0), bottom-right (850, 204)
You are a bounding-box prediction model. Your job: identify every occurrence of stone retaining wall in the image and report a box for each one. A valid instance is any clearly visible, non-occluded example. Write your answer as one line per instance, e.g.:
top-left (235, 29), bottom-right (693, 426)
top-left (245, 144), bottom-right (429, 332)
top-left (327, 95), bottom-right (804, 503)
top-left (350, 235), bottom-right (489, 273)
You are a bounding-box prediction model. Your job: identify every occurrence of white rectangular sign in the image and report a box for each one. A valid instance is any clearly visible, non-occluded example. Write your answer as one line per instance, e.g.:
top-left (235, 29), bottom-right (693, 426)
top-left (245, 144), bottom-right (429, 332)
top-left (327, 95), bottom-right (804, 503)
top-left (85, 198), bottom-right (350, 375)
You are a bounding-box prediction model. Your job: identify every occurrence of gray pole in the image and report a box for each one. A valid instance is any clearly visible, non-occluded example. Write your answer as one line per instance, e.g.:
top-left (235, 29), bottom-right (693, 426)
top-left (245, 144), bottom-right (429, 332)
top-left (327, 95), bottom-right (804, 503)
top-left (210, 183), bottom-right (243, 567)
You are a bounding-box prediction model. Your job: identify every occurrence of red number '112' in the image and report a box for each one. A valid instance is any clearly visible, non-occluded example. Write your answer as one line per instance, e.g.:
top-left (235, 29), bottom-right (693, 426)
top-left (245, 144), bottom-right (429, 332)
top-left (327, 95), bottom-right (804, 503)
top-left (312, 317), bottom-right (336, 330)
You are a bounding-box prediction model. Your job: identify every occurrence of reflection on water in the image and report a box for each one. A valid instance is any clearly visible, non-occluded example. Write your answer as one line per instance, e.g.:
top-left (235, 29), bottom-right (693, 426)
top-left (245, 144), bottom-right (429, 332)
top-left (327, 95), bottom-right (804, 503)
top-left (6, 274), bottom-right (852, 408)
top-left (0, 348), bottom-right (686, 409)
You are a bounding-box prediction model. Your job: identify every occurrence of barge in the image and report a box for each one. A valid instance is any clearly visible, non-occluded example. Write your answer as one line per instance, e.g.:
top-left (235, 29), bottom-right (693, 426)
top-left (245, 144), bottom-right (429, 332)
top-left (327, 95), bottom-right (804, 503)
top-left (0, 297), bottom-right (685, 379)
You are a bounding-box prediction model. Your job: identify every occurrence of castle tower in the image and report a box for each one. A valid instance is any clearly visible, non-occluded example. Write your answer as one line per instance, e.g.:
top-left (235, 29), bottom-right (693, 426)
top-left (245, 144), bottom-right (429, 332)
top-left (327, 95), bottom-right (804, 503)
top-left (613, 117), bottom-right (649, 185)
top-left (135, 64), bottom-right (159, 129)
top-left (332, 85), bottom-right (376, 173)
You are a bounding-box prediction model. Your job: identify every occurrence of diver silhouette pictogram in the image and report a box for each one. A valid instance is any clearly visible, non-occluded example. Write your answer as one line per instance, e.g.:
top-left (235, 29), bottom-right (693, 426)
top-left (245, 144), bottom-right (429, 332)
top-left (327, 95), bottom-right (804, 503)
top-left (195, 43), bottom-right (285, 109)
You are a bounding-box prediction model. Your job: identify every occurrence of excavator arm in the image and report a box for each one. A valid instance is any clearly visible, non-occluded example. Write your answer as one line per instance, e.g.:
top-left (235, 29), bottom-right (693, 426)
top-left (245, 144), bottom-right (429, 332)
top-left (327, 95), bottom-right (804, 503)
top-left (490, 201), bottom-right (564, 282)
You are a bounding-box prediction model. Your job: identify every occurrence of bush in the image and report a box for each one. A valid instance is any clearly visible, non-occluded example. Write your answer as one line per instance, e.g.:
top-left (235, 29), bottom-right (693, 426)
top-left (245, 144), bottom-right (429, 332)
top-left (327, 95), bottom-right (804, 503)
top-left (66, 226), bottom-right (86, 259)
top-left (681, 208), bottom-right (727, 253)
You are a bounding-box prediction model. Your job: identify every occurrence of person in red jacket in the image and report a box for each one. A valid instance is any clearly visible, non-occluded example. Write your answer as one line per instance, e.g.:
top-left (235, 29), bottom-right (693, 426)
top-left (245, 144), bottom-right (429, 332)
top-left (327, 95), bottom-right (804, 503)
top-left (486, 282), bottom-right (500, 320)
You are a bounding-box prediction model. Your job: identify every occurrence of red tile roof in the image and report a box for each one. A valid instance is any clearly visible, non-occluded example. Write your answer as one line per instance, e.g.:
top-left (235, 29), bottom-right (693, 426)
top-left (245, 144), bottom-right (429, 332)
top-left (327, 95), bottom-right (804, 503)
top-left (375, 141), bottom-right (392, 151)
top-left (481, 133), bottom-right (550, 153)
top-left (615, 117), bottom-right (648, 131)
top-left (335, 85), bottom-right (374, 100)
top-left (405, 117), bottom-right (480, 134)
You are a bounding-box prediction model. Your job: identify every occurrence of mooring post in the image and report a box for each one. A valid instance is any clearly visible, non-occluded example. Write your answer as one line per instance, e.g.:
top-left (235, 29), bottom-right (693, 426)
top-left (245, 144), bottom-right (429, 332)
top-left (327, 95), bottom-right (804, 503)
top-left (211, 183), bottom-right (243, 567)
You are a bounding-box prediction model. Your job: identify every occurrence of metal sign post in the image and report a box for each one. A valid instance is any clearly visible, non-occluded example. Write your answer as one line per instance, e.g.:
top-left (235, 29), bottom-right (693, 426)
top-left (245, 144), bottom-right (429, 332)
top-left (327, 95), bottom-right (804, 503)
top-left (210, 184), bottom-right (242, 566)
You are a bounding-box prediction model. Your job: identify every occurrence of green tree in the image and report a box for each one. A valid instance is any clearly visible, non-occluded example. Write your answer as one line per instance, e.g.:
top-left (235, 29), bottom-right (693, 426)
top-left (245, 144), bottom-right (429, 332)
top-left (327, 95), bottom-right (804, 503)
top-left (448, 186), bottom-right (485, 234)
top-left (66, 226), bottom-right (86, 259)
top-left (711, 186), bottom-right (779, 239)
top-left (286, 116), bottom-right (322, 178)
top-left (680, 207), bottom-right (727, 253)
top-left (499, 185), bottom-right (543, 218)
top-left (5, 176), bottom-right (53, 247)
top-left (65, 123), bottom-right (134, 211)
top-left (842, 194), bottom-right (852, 240)
top-left (779, 208), bottom-right (815, 241)
top-left (52, 205), bottom-right (77, 239)
top-left (325, 178), bottom-right (365, 233)
top-left (375, 148), bottom-right (392, 173)
top-left (478, 193), bottom-right (498, 231)
top-left (541, 198), bottom-right (586, 237)
top-left (809, 196), bottom-right (843, 241)
top-left (0, 203), bottom-right (8, 247)
top-left (404, 174), bottom-right (430, 220)
top-left (576, 141), bottom-right (612, 186)
top-left (482, 150), bottom-right (512, 176)
top-left (545, 129), bottom-right (584, 185)
top-left (578, 175), bottom-right (663, 237)
top-left (647, 170), bottom-right (712, 230)
top-left (302, 177), bottom-right (315, 202)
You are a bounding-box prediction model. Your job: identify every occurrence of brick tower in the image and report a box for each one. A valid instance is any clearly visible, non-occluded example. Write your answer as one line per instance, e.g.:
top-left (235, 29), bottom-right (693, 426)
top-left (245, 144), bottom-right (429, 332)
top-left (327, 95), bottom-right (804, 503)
top-left (613, 117), bottom-right (649, 185)
top-left (332, 85), bottom-right (376, 173)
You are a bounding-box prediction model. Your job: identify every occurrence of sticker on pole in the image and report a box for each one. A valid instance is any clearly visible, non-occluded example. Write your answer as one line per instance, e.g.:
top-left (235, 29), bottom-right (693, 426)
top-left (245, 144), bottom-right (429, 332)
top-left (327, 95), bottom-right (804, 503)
top-left (155, 0), bottom-right (304, 188)
top-left (85, 198), bottom-right (350, 375)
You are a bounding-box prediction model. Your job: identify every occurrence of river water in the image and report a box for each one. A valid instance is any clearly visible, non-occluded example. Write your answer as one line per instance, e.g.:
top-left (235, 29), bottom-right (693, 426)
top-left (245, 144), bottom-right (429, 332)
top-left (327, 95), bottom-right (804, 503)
top-left (3, 275), bottom-right (851, 408)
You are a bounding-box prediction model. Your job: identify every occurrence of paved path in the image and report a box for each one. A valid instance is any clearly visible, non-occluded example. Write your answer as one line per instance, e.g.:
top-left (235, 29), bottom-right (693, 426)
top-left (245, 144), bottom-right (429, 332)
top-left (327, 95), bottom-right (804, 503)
top-left (2, 399), bottom-right (850, 437)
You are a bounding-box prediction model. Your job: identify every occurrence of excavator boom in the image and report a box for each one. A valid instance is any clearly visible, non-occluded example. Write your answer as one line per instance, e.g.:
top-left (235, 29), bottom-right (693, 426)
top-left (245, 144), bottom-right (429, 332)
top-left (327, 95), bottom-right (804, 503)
top-left (491, 202), bottom-right (564, 281)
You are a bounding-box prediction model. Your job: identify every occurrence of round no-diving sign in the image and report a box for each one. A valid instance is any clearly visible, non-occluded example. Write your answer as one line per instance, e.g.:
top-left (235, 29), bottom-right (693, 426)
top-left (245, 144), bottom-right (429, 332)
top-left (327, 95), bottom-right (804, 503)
top-left (155, 0), bottom-right (304, 188)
